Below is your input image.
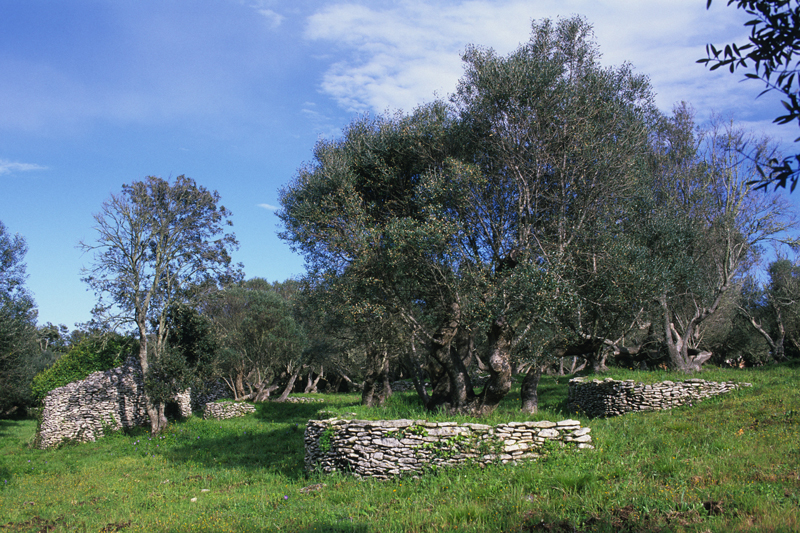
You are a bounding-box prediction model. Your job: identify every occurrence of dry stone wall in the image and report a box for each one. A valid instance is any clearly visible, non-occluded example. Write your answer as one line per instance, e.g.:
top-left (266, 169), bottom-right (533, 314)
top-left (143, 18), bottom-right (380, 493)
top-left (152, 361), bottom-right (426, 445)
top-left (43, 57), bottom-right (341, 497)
top-left (36, 358), bottom-right (223, 449)
top-left (203, 401), bottom-right (257, 420)
top-left (568, 377), bottom-right (750, 417)
top-left (37, 358), bottom-right (150, 449)
top-left (305, 418), bottom-right (592, 479)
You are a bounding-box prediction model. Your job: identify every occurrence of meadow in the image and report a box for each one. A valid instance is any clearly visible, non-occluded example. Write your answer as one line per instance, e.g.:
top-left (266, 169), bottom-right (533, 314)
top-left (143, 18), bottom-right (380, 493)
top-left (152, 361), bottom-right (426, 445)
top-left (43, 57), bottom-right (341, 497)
top-left (0, 364), bottom-right (798, 532)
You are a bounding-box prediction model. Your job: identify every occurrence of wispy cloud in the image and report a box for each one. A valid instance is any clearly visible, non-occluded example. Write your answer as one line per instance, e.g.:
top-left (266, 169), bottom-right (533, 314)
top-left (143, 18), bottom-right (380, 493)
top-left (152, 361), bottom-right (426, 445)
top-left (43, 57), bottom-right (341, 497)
top-left (303, 0), bottom-right (781, 141)
top-left (305, 1), bottom-right (534, 113)
top-left (245, 0), bottom-right (284, 28)
top-left (258, 203), bottom-right (279, 211)
top-left (0, 158), bottom-right (47, 175)
top-left (255, 8), bottom-right (284, 28)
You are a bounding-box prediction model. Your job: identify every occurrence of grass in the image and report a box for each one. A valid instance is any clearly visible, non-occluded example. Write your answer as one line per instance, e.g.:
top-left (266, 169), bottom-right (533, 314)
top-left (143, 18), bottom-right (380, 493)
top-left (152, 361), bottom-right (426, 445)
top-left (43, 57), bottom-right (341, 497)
top-left (0, 364), bottom-right (798, 532)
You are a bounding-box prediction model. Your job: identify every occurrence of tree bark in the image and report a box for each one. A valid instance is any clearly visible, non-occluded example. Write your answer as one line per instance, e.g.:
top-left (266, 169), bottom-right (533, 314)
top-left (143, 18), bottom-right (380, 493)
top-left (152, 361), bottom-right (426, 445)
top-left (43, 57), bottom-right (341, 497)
top-left (466, 316), bottom-right (513, 416)
top-left (377, 358), bottom-right (392, 406)
top-left (660, 294), bottom-right (715, 373)
top-left (425, 303), bottom-right (465, 411)
top-left (520, 365), bottom-right (542, 414)
top-left (362, 347), bottom-right (387, 407)
top-left (274, 364), bottom-right (303, 402)
top-left (137, 320), bottom-right (167, 435)
top-left (405, 339), bottom-right (430, 408)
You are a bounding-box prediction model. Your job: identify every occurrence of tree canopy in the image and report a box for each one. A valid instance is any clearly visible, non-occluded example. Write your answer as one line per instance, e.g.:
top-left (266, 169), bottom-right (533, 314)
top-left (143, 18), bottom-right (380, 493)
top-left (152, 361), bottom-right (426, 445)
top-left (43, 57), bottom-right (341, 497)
top-left (81, 175), bottom-right (240, 433)
top-left (0, 221), bottom-right (40, 415)
top-left (280, 16), bottom-right (671, 414)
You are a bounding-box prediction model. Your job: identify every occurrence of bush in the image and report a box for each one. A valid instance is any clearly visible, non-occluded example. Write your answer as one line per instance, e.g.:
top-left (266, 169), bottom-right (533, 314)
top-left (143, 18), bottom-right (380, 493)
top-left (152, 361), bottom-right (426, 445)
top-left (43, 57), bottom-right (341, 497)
top-left (30, 333), bottom-right (135, 403)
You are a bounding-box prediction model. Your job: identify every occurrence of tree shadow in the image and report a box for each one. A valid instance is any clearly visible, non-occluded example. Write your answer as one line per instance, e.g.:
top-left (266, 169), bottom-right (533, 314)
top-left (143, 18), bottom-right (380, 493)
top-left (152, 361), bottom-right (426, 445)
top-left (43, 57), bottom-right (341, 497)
top-left (0, 418), bottom-right (27, 439)
top-left (254, 401), bottom-right (332, 424)
top-left (157, 522), bottom-right (371, 533)
top-left (163, 401), bottom-right (334, 479)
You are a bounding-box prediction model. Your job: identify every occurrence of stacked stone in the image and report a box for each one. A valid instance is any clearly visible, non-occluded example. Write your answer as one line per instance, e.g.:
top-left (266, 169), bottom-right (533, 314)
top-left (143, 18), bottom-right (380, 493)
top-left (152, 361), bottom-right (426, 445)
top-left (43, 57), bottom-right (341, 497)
top-left (567, 377), bottom-right (751, 417)
top-left (283, 396), bottom-right (325, 404)
top-left (37, 358), bottom-right (148, 449)
top-left (304, 418), bottom-right (592, 479)
top-left (37, 358), bottom-right (203, 449)
top-left (191, 380), bottom-right (231, 411)
top-left (203, 401), bottom-right (257, 420)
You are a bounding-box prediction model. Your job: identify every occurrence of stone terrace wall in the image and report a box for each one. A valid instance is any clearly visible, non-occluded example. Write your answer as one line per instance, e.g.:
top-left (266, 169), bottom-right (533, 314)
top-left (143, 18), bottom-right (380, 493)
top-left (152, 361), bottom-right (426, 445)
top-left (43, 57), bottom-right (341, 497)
top-left (568, 377), bottom-right (750, 417)
top-left (37, 358), bottom-right (195, 449)
top-left (203, 401), bottom-right (257, 420)
top-left (305, 418), bottom-right (592, 479)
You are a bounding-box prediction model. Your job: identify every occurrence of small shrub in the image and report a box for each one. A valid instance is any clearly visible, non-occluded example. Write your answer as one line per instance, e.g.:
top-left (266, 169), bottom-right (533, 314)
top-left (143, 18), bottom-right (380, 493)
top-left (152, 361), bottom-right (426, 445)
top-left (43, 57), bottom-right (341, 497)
top-left (31, 333), bottom-right (134, 402)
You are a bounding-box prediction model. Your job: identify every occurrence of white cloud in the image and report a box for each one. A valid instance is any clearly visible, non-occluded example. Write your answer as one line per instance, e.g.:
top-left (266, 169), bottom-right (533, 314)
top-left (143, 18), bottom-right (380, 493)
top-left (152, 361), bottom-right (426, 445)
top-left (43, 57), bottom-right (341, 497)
top-left (303, 0), bottom-right (780, 138)
top-left (0, 159), bottom-right (47, 175)
top-left (256, 8), bottom-right (284, 28)
top-left (305, 1), bottom-right (535, 113)
top-left (258, 203), bottom-right (279, 210)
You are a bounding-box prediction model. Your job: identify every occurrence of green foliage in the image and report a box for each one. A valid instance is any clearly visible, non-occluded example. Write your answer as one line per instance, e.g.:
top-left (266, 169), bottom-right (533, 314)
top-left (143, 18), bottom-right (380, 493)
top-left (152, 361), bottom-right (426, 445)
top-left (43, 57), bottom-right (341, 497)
top-left (203, 279), bottom-right (307, 398)
top-left (701, 0), bottom-right (800, 191)
top-left (0, 221), bottom-right (42, 415)
top-left (318, 425), bottom-right (336, 454)
top-left (30, 333), bottom-right (134, 403)
top-left (143, 347), bottom-right (193, 407)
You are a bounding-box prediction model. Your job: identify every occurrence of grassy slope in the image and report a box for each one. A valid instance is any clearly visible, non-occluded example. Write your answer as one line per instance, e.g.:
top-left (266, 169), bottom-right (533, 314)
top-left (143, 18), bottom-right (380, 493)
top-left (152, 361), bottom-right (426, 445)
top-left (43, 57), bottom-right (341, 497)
top-left (0, 365), bottom-right (798, 533)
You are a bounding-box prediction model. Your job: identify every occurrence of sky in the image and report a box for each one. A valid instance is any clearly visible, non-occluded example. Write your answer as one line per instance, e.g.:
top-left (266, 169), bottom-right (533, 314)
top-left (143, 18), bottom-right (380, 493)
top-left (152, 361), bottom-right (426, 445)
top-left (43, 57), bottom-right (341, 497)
top-left (1, 0), bottom-right (798, 329)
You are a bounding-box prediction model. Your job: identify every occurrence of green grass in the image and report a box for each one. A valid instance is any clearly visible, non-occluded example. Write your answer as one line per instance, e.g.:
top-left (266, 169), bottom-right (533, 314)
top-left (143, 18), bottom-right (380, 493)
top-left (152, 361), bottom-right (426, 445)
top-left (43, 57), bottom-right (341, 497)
top-left (1, 365), bottom-right (798, 532)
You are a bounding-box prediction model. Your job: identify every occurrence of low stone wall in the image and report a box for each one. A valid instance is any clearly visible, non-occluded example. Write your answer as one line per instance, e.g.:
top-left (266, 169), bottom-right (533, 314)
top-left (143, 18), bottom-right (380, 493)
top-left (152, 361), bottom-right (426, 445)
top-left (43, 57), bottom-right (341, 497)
top-left (568, 377), bottom-right (750, 417)
top-left (192, 380), bottom-right (231, 411)
top-left (37, 358), bottom-right (196, 449)
top-left (305, 418), bottom-right (592, 479)
top-left (283, 396), bottom-right (324, 404)
top-left (203, 401), bottom-right (257, 420)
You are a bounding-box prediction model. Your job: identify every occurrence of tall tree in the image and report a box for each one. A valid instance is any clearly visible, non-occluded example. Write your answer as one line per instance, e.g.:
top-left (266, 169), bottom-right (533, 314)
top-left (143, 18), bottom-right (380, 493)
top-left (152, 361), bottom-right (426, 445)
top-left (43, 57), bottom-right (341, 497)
top-left (449, 15), bottom-right (658, 405)
top-left (80, 175), bottom-right (240, 434)
top-left (280, 17), bottom-right (660, 415)
top-left (653, 110), bottom-right (798, 371)
top-left (0, 221), bottom-right (40, 415)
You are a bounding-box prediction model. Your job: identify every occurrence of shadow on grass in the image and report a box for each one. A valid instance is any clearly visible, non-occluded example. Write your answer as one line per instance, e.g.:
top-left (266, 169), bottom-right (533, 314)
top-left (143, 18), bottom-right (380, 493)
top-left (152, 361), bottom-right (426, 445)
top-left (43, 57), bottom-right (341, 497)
top-left (164, 426), bottom-right (306, 478)
top-left (532, 376), bottom-right (572, 415)
top-left (163, 401), bottom-right (339, 479)
top-left (254, 401), bottom-right (334, 424)
top-left (0, 419), bottom-right (24, 439)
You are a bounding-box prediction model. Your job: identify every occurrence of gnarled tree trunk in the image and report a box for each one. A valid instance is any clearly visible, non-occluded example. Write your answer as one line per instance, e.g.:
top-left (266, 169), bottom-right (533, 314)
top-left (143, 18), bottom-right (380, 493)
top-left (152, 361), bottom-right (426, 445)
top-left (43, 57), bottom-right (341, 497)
top-left (520, 365), bottom-right (542, 413)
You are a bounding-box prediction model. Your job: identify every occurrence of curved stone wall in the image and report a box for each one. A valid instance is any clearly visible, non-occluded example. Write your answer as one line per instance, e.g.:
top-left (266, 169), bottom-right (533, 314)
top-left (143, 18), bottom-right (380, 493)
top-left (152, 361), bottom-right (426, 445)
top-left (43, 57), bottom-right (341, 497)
top-left (304, 418), bottom-right (592, 479)
top-left (37, 359), bottom-right (150, 449)
top-left (568, 377), bottom-right (750, 417)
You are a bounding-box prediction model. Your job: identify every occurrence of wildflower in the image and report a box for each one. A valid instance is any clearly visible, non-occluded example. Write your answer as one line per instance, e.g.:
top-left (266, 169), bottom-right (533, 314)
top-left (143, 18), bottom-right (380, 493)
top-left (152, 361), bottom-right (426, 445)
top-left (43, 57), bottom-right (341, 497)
top-left (284, 495), bottom-right (289, 500)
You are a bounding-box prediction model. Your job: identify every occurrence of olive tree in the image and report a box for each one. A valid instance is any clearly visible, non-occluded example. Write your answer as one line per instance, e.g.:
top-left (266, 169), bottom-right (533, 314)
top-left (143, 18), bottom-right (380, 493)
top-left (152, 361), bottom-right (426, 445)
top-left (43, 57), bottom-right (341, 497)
top-left (80, 175), bottom-right (240, 434)
top-left (280, 16), bottom-right (660, 415)
top-left (203, 279), bottom-right (306, 402)
top-left (652, 111), bottom-right (798, 372)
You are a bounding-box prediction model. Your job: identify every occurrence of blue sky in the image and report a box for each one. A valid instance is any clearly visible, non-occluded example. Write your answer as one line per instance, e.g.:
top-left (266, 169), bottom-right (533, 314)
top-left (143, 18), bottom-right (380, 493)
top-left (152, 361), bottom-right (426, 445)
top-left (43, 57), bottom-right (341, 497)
top-left (1, 0), bottom-right (798, 328)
